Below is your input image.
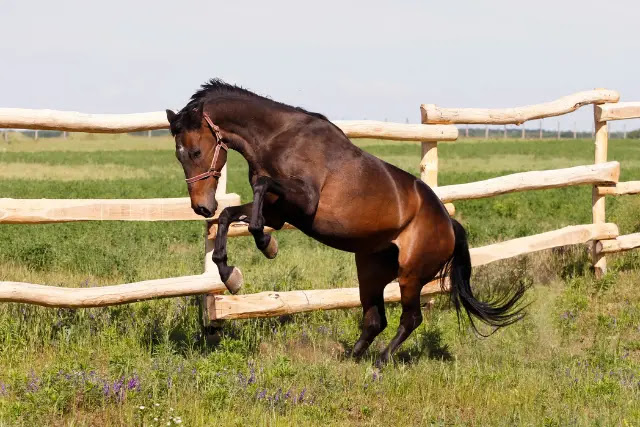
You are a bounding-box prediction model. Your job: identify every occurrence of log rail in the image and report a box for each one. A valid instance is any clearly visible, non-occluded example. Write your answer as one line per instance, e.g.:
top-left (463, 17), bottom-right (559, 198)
top-left (421, 89), bottom-right (620, 125)
top-left (0, 109), bottom-right (457, 142)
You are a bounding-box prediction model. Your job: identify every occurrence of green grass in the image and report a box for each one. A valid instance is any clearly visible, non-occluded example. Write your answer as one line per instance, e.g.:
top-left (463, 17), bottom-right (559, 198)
top-left (1, 134), bottom-right (640, 425)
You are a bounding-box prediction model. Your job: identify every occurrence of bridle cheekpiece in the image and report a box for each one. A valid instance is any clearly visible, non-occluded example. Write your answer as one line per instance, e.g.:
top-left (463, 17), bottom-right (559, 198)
top-left (184, 112), bottom-right (228, 184)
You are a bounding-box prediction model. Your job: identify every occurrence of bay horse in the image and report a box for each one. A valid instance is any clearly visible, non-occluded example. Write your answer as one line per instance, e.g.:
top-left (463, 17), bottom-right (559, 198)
top-left (167, 79), bottom-right (526, 364)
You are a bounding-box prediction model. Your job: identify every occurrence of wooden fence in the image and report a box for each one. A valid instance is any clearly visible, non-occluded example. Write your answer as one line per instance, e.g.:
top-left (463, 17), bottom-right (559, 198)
top-left (0, 89), bottom-right (639, 327)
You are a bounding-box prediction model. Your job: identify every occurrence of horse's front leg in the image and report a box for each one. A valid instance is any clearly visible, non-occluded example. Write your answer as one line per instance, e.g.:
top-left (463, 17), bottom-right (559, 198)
top-left (248, 176), bottom-right (280, 259)
top-left (213, 203), bottom-right (253, 294)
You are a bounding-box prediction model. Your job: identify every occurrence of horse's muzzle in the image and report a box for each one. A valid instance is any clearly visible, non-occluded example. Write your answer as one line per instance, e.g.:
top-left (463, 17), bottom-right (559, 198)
top-left (193, 204), bottom-right (216, 218)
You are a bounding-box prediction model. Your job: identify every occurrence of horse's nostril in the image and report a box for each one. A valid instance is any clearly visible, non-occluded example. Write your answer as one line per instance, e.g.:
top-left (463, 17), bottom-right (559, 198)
top-left (194, 206), bottom-right (212, 218)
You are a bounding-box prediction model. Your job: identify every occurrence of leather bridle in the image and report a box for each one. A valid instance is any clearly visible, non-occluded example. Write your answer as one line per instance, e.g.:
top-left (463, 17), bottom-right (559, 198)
top-left (184, 113), bottom-right (228, 184)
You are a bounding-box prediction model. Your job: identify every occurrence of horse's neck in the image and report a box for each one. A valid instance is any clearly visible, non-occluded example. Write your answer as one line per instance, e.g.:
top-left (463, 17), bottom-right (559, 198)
top-left (213, 103), bottom-right (284, 157)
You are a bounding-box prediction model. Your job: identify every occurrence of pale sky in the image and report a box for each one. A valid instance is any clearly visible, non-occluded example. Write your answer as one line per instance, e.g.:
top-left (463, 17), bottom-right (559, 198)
top-left (1, 0), bottom-right (638, 131)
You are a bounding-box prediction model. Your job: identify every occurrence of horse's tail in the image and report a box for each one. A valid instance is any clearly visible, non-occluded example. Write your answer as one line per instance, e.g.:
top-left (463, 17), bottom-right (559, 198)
top-left (442, 218), bottom-right (528, 335)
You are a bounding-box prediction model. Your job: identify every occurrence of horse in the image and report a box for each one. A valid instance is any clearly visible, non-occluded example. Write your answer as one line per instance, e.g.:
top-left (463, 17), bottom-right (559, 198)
top-left (166, 79), bottom-right (526, 364)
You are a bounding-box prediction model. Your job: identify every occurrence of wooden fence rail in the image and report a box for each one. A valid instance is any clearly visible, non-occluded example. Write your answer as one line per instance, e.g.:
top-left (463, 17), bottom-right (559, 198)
top-left (0, 194), bottom-right (241, 224)
top-left (597, 181), bottom-right (640, 196)
top-left (421, 89), bottom-right (619, 125)
top-left (597, 233), bottom-right (640, 254)
top-left (434, 162), bottom-right (619, 203)
top-left (0, 274), bottom-right (226, 308)
top-left (0, 108), bottom-right (457, 142)
top-left (595, 102), bottom-right (640, 122)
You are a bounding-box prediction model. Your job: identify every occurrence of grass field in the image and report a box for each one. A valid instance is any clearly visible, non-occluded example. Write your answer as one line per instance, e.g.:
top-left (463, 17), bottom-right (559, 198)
top-left (1, 132), bottom-right (640, 425)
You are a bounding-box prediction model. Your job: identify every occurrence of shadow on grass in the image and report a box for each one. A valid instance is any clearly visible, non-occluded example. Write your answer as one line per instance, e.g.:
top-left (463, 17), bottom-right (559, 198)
top-left (395, 326), bottom-right (454, 364)
top-left (341, 324), bottom-right (454, 366)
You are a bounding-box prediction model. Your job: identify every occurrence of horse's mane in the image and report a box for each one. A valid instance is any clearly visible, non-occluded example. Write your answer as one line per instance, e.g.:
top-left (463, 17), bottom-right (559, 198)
top-left (169, 78), bottom-right (329, 136)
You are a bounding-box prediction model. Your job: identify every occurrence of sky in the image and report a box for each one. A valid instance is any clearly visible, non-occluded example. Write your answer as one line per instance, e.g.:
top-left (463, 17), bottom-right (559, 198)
top-left (1, 0), bottom-right (638, 131)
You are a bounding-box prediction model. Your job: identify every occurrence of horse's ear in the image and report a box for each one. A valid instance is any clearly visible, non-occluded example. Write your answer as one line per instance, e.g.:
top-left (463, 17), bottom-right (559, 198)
top-left (166, 109), bottom-right (177, 123)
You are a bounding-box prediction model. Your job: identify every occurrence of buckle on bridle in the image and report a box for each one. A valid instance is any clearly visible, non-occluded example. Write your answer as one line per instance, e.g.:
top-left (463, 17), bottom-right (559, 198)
top-left (184, 112), bottom-right (228, 184)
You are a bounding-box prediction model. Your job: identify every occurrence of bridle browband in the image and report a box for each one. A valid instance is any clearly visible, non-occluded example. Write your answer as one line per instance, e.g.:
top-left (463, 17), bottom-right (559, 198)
top-left (184, 113), bottom-right (229, 184)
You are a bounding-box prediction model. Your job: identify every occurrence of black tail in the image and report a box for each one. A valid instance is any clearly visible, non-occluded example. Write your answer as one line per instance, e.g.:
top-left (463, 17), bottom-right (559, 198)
top-left (442, 219), bottom-right (528, 336)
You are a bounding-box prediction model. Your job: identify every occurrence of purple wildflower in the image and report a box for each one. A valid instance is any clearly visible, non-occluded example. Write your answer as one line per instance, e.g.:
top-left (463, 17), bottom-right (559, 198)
top-left (127, 375), bottom-right (141, 391)
top-left (298, 388), bottom-right (306, 403)
top-left (257, 389), bottom-right (267, 400)
top-left (248, 367), bottom-right (256, 385)
top-left (0, 382), bottom-right (7, 396)
top-left (112, 378), bottom-right (125, 401)
top-left (27, 370), bottom-right (40, 392)
top-left (167, 377), bottom-right (173, 389)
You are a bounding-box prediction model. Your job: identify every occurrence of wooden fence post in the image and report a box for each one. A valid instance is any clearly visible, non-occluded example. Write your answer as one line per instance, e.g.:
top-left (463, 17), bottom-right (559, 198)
top-left (521, 127), bottom-right (525, 140)
top-left (420, 141), bottom-right (438, 187)
top-left (485, 125), bottom-right (489, 140)
top-left (592, 106), bottom-right (608, 278)
top-left (419, 105), bottom-right (439, 188)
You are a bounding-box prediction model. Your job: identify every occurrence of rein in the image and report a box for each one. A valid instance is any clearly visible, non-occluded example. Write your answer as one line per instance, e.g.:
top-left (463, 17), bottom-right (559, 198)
top-left (184, 113), bottom-right (229, 184)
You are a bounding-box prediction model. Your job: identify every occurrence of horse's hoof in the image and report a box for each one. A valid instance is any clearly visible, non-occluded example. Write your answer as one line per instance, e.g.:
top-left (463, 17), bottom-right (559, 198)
top-left (261, 235), bottom-right (278, 259)
top-left (375, 351), bottom-right (390, 369)
top-left (224, 267), bottom-right (243, 294)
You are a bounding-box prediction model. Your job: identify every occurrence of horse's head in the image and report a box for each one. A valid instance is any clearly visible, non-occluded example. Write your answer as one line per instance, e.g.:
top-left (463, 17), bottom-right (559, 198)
top-left (166, 108), bottom-right (228, 218)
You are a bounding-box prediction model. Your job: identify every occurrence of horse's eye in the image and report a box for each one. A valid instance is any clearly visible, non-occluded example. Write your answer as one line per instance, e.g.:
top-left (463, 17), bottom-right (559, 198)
top-left (192, 149), bottom-right (202, 159)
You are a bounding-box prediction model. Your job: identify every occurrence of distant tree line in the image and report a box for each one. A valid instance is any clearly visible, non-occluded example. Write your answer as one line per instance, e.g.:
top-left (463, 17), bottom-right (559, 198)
top-left (457, 127), bottom-right (639, 139)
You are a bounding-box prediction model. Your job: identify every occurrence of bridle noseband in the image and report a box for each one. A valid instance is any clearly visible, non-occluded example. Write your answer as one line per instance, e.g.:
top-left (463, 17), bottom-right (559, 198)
top-left (184, 113), bottom-right (229, 184)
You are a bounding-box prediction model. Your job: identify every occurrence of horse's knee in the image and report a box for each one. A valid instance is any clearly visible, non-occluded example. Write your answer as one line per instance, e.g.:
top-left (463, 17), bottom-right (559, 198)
top-left (217, 208), bottom-right (233, 225)
top-left (211, 250), bottom-right (226, 265)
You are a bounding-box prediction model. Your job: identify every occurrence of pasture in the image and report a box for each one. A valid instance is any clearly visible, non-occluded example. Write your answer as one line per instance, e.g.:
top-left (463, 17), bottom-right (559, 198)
top-left (1, 133), bottom-right (640, 425)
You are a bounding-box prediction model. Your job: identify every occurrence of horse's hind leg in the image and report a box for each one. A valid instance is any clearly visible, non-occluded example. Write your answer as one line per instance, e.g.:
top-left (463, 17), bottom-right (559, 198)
top-left (376, 273), bottom-right (426, 366)
top-left (377, 224), bottom-right (454, 366)
top-left (352, 247), bottom-right (398, 359)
